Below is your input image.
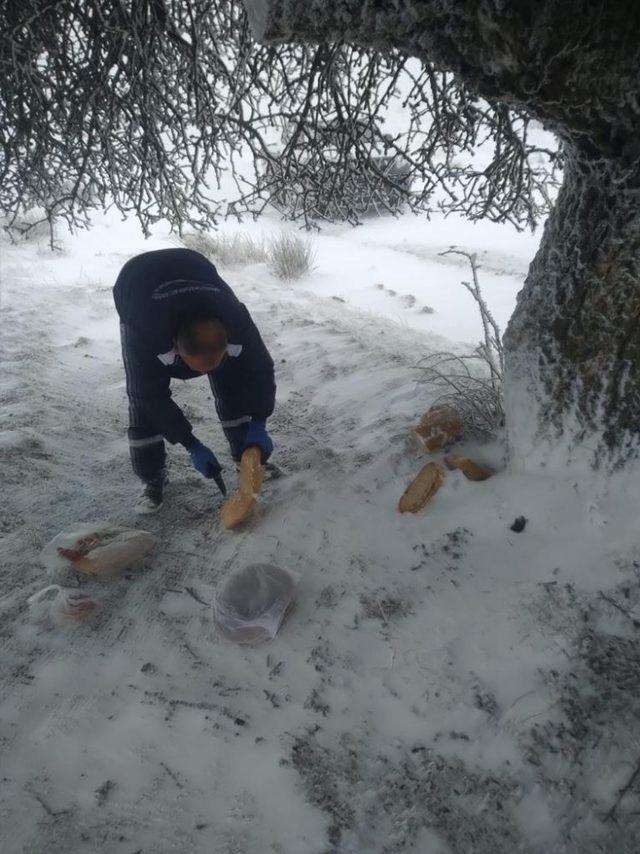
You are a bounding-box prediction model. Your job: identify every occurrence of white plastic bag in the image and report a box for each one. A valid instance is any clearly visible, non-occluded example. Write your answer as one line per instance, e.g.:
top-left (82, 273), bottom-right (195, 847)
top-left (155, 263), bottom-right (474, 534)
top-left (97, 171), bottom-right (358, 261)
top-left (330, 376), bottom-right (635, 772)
top-left (27, 585), bottom-right (99, 627)
top-left (213, 563), bottom-right (298, 644)
top-left (41, 524), bottom-right (156, 579)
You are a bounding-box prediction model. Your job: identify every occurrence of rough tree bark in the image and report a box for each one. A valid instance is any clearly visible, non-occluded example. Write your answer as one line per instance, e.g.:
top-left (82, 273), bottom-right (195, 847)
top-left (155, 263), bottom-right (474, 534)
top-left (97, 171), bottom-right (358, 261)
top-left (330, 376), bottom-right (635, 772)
top-left (505, 155), bottom-right (640, 470)
top-left (242, 0), bottom-right (640, 471)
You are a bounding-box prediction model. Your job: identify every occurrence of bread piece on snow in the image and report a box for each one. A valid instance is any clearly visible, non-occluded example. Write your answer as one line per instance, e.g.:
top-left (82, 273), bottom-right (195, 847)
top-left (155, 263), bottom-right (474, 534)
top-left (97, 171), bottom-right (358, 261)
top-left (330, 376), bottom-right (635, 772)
top-left (398, 462), bottom-right (446, 513)
top-left (415, 406), bottom-right (462, 451)
top-left (444, 454), bottom-right (493, 481)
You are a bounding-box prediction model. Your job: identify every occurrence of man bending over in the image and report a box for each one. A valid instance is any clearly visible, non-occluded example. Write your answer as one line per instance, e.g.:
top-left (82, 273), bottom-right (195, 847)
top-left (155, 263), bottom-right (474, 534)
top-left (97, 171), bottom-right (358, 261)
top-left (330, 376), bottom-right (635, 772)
top-left (114, 247), bottom-right (275, 513)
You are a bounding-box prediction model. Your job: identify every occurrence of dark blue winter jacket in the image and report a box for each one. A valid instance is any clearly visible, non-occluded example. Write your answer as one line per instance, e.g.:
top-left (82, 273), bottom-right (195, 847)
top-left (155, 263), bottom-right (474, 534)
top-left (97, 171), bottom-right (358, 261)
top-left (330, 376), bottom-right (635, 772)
top-left (114, 248), bottom-right (275, 445)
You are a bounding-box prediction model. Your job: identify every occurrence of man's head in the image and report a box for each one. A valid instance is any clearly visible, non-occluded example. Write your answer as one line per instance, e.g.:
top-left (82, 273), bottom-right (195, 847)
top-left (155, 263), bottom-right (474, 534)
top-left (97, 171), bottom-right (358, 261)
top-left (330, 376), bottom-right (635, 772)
top-left (174, 314), bottom-right (228, 373)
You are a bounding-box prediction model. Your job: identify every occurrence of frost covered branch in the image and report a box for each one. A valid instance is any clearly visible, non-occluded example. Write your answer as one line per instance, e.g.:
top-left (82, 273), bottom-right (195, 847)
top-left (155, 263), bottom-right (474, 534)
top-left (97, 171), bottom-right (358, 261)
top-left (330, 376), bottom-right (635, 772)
top-left (439, 249), bottom-right (504, 389)
top-left (1, 0), bottom-right (559, 236)
top-left (418, 251), bottom-right (505, 438)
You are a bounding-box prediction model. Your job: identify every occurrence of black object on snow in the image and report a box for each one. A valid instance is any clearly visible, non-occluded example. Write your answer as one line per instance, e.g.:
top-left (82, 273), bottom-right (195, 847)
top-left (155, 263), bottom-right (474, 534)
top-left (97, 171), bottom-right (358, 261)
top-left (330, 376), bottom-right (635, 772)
top-left (510, 516), bottom-right (527, 533)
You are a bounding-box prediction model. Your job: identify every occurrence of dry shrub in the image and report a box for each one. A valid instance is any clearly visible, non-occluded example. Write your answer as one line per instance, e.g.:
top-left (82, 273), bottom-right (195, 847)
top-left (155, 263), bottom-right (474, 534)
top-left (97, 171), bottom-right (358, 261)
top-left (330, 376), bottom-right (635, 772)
top-left (267, 232), bottom-right (316, 280)
top-left (181, 230), bottom-right (316, 280)
top-left (419, 248), bottom-right (505, 439)
top-left (181, 231), bottom-right (268, 266)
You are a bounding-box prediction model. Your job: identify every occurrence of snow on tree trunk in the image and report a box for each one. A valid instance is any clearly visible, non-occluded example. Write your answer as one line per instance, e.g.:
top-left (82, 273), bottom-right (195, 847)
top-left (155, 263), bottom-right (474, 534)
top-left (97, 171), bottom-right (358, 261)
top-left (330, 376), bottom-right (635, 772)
top-left (504, 151), bottom-right (640, 471)
top-left (243, 0), bottom-right (640, 470)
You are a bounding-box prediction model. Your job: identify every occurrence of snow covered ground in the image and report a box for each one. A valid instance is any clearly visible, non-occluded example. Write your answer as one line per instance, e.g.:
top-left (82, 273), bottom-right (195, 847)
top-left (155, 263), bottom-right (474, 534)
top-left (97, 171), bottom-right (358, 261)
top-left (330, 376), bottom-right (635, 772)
top-left (1, 209), bottom-right (640, 853)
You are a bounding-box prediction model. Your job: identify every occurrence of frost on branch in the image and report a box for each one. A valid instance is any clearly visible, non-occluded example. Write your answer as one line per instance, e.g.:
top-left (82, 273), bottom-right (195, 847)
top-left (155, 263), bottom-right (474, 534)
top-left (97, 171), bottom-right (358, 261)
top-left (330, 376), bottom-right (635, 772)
top-left (418, 250), bottom-right (505, 441)
top-left (1, 1), bottom-right (558, 234)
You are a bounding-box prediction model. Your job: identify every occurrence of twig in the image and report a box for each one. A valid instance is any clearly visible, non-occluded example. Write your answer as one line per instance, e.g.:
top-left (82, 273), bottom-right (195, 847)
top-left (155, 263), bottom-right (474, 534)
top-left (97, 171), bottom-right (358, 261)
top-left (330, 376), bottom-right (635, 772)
top-left (264, 689), bottom-right (281, 708)
top-left (160, 762), bottom-right (184, 789)
top-left (506, 689), bottom-right (536, 711)
top-left (605, 755), bottom-right (640, 821)
top-left (182, 641), bottom-right (200, 660)
top-left (599, 592), bottom-right (640, 627)
top-left (416, 249), bottom-right (505, 439)
top-left (29, 789), bottom-right (69, 818)
top-left (95, 779), bottom-right (116, 806)
top-left (439, 247), bottom-right (504, 384)
top-left (184, 586), bottom-right (211, 606)
top-left (376, 598), bottom-right (390, 626)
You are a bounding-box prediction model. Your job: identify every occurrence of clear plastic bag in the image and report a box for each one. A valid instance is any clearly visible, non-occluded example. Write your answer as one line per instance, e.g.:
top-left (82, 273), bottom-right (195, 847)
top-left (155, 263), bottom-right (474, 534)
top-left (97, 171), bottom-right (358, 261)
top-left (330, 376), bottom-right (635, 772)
top-left (41, 524), bottom-right (156, 579)
top-left (27, 585), bottom-right (99, 627)
top-left (213, 563), bottom-right (299, 645)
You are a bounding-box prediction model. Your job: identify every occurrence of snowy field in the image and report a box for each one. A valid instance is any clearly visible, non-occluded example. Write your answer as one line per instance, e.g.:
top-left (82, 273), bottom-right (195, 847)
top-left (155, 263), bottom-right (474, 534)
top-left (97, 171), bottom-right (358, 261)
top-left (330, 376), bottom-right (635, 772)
top-left (1, 209), bottom-right (640, 853)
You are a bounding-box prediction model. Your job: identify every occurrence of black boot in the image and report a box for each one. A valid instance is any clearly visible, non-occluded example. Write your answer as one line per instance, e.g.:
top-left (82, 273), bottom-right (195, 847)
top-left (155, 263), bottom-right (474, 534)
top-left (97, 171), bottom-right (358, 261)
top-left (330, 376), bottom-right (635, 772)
top-left (134, 476), bottom-right (165, 514)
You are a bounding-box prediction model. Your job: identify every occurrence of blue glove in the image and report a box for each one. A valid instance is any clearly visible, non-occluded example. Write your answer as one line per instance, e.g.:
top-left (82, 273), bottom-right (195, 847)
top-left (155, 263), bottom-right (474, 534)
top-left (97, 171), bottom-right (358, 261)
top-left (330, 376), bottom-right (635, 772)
top-left (188, 440), bottom-right (226, 494)
top-left (242, 420), bottom-right (274, 462)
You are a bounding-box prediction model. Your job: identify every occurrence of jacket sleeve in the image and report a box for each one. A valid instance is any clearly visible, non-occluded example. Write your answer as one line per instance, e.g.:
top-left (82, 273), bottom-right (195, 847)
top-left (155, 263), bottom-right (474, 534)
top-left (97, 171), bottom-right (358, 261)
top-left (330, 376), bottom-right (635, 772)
top-left (238, 309), bottom-right (276, 420)
top-left (208, 314), bottom-right (276, 423)
top-left (242, 373), bottom-right (276, 422)
top-left (120, 322), bottom-right (194, 446)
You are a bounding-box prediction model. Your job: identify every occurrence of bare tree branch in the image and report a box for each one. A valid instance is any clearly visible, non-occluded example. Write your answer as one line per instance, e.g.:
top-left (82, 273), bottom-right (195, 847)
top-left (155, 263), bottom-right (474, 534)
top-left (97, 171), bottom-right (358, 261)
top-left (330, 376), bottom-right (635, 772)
top-left (0, 1), bottom-right (560, 237)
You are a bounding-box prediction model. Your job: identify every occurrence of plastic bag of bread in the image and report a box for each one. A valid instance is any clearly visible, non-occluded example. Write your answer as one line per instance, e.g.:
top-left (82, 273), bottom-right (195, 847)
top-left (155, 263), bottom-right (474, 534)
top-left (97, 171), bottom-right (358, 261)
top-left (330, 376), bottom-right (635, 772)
top-left (41, 524), bottom-right (156, 579)
top-left (27, 585), bottom-right (100, 627)
top-left (415, 405), bottom-right (462, 451)
top-left (221, 447), bottom-right (264, 530)
top-left (213, 563), bottom-right (298, 644)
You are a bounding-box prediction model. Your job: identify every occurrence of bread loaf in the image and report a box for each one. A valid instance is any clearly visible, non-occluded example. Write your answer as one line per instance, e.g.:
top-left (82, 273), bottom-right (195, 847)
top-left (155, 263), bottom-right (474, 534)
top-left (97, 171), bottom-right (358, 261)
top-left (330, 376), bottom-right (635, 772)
top-left (415, 405), bottom-right (462, 451)
top-left (221, 447), bottom-right (265, 530)
top-left (444, 454), bottom-right (492, 481)
top-left (398, 462), bottom-right (446, 513)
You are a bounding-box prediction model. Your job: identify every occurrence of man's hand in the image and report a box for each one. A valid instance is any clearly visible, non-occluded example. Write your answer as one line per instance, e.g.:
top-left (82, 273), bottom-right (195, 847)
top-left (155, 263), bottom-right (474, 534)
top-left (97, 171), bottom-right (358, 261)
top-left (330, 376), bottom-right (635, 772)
top-left (188, 440), bottom-right (226, 495)
top-left (242, 420), bottom-right (274, 462)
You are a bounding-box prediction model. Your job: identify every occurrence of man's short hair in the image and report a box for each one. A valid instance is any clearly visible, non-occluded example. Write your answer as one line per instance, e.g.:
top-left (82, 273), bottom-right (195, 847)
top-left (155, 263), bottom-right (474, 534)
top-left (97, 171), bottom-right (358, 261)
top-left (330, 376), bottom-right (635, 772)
top-left (175, 313), bottom-right (227, 356)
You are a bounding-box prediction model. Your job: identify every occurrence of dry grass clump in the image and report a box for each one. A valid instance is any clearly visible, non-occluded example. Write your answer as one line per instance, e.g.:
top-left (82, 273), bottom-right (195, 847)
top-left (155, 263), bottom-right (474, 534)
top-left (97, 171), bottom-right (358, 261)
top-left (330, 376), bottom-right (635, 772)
top-left (267, 232), bottom-right (316, 280)
top-left (181, 231), bottom-right (268, 266)
top-left (181, 230), bottom-right (316, 280)
top-left (419, 248), bottom-right (505, 439)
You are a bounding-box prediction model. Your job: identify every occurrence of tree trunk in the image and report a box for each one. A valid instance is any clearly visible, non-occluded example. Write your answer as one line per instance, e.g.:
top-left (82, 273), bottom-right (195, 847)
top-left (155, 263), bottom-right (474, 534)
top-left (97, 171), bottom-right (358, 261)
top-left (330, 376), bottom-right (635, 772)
top-left (504, 151), bottom-right (640, 470)
top-left (242, 0), bottom-right (640, 469)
